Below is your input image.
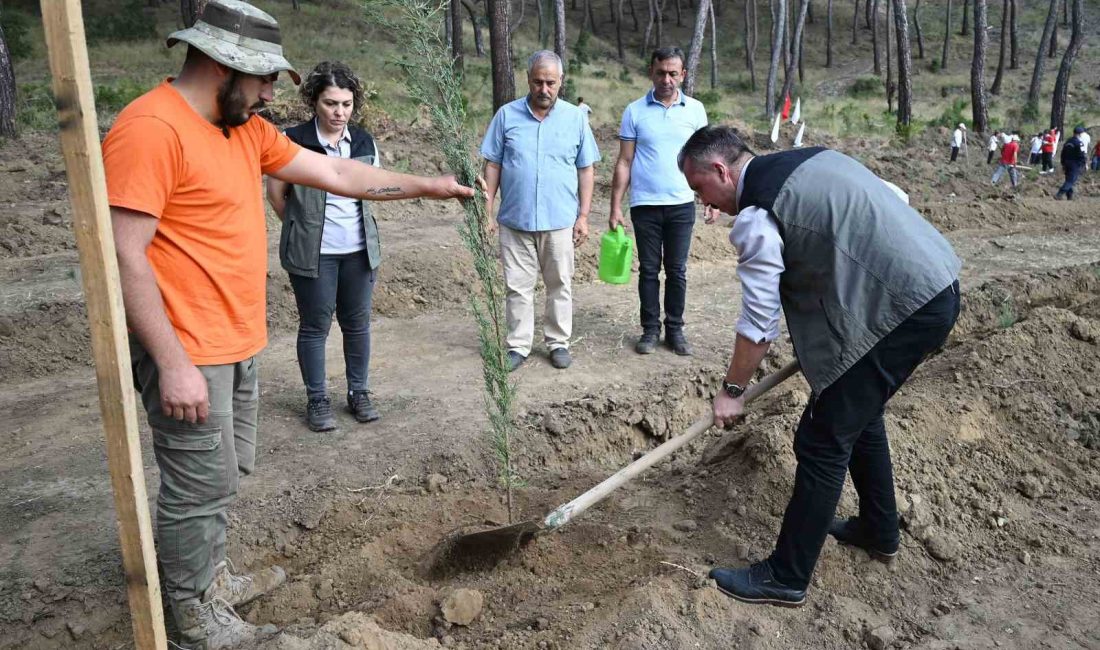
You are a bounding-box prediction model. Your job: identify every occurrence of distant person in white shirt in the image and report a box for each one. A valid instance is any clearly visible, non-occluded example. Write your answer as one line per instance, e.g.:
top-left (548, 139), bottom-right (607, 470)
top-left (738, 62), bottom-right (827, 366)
top-left (987, 131), bottom-right (1002, 165)
top-left (1029, 133), bottom-right (1043, 165)
top-left (1076, 126), bottom-right (1091, 158)
top-left (950, 123), bottom-right (966, 162)
top-left (577, 97), bottom-right (593, 118)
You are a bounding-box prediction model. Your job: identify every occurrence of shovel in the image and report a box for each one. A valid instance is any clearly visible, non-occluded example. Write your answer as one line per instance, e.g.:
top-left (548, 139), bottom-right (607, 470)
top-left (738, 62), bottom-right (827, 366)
top-left (425, 360), bottom-right (801, 574)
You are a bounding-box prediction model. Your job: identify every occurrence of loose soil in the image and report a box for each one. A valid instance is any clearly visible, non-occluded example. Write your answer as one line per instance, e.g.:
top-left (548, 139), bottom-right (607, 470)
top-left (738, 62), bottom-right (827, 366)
top-left (2, 126), bottom-right (1099, 650)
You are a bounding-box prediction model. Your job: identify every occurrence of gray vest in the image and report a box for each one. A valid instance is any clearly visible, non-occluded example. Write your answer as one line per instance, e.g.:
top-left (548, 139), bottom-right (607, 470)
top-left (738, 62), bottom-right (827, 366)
top-left (740, 148), bottom-right (961, 393)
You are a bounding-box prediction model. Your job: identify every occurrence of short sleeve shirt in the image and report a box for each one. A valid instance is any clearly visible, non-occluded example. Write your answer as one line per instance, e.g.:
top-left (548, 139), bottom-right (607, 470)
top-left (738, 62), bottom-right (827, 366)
top-left (480, 97), bottom-right (601, 232)
top-left (102, 80), bottom-right (300, 365)
top-left (619, 89), bottom-right (708, 207)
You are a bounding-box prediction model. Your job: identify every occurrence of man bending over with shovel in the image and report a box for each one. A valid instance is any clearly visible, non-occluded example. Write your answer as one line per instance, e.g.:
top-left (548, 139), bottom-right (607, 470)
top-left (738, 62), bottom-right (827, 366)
top-left (102, 1), bottom-right (474, 647)
top-left (679, 126), bottom-right (961, 607)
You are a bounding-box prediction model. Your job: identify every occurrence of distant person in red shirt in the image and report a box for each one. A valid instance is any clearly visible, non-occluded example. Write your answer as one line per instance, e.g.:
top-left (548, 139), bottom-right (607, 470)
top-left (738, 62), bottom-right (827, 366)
top-left (1091, 140), bottom-right (1100, 171)
top-left (1041, 128), bottom-right (1058, 174)
top-left (992, 134), bottom-right (1020, 188)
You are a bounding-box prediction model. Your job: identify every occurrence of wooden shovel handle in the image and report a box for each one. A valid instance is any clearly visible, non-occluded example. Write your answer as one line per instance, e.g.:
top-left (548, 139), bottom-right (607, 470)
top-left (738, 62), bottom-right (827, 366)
top-left (542, 360), bottom-right (801, 531)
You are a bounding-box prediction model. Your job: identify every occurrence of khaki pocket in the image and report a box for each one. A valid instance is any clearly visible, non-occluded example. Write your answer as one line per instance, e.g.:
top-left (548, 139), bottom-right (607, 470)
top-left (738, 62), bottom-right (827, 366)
top-left (152, 421), bottom-right (230, 502)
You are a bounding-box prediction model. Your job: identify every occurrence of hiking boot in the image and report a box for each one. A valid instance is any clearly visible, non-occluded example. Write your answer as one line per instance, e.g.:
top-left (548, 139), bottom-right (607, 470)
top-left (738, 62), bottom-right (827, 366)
top-left (306, 396), bottom-right (336, 432)
top-left (209, 559), bottom-right (287, 608)
top-left (634, 331), bottom-right (659, 355)
top-left (347, 390), bottom-right (381, 423)
top-left (666, 331), bottom-right (693, 356)
top-left (827, 516), bottom-right (899, 562)
top-left (506, 351), bottom-right (527, 372)
top-left (1054, 190), bottom-right (1065, 200)
top-left (708, 562), bottom-right (807, 608)
top-left (169, 590), bottom-right (277, 649)
top-left (549, 347), bottom-right (573, 369)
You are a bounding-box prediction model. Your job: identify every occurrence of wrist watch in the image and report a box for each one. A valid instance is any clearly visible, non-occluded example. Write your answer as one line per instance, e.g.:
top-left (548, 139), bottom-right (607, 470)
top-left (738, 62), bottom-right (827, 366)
top-left (722, 379), bottom-right (746, 399)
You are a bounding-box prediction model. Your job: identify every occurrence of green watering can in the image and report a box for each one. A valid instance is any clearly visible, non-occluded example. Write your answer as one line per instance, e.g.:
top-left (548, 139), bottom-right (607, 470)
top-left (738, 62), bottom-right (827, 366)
top-left (598, 225), bottom-right (634, 285)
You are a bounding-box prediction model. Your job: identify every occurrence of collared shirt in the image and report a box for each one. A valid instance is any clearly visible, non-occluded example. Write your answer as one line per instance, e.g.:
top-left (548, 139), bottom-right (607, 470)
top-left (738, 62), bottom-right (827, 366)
top-left (315, 122), bottom-right (381, 254)
top-left (620, 89), bottom-right (709, 206)
top-left (480, 97), bottom-right (601, 232)
top-left (729, 160), bottom-right (785, 344)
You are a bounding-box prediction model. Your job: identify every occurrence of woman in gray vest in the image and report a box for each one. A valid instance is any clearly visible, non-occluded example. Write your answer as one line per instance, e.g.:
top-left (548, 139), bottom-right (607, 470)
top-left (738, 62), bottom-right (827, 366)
top-left (679, 126), bottom-right (961, 607)
top-left (267, 61), bottom-right (383, 431)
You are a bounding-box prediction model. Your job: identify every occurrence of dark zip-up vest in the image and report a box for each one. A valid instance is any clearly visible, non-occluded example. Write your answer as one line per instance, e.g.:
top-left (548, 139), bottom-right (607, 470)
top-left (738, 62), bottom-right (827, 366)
top-left (278, 119), bottom-right (381, 277)
top-left (739, 147), bottom-right (962, 393)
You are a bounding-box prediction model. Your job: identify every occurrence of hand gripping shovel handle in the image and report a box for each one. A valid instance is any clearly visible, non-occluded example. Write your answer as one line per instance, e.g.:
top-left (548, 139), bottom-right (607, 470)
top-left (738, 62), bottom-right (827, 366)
top-left (542, 360), bottom-right (801, 531)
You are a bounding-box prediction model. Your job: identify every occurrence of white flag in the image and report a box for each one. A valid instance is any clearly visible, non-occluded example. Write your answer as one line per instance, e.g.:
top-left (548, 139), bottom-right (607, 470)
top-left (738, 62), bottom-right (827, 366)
top-left (770, 113), bottom-right (781, 143)
top-left (791, 97), bottom-right (801, 125)
top-left (793, 122), bottom-right (806, 148)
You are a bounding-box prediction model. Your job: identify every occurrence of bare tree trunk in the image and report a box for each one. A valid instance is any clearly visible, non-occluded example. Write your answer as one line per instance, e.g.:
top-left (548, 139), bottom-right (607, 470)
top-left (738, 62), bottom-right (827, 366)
top-left (629, 0), bottom-right (640, 29)
top-left (1049, 18), bottom-right (1058, 57)
top-left (676, 0), bottom-right (684, 25)
top-left (971, 0), bottom-right (988, 132)
top-left (766, 0), bottom-right (787, 118)
top-left (1008, 0), bottom-right (1017, 68)
top-left (642, 0), bottom-right (656, 57)
top-left (871, 0), bottom-right (881, 75)
top-left (893, 0), bottom-right (913, 125)
top-left (0, 23), bottom-right (15, 138)
top-left (990, 0), bottom-right (1007, 94)
top-left (784, 0), bottom-right (793, 70)
top-left (554, 0), bottom-right (567, 65)
top-left (941, 0), bottom-right (952, 67)
top-left (685, 0), bottom-right (712, 95)
top-left (960, 0), bottom-right (969, 35)
top-left (1027, 0), bottom-right (1058, 109)
top-left (779, 0), bottom-right (806, 108)
top-left (617, 0), bottom-right (626, 60)
top-left (451, 0), bottom-right (465, 72)
top-left (510, 0), bottom-right (526, 34)
top-left (446, 1), bottom-right (454, 50)
top-left (489, 0), bottom-right (515, 112)
top-left (913, 0), bottom-right (924, 59)
top-left (463, 0), bottom-right (486, 56)
top-left (1049, 0), bottom-right (1082, 131)
top-left (588, 0), bottom-right (599, 33)
top-left (827, 0), bottom-right (834, 66)
top-left (852, 0), bottom-right (859, 44)
top-left (1061, 0), bottom-right (1067, 25)
top-left (709, 0), bottom-right (718, 87)
top-left (798, 13), bottom-right (805, 82)
top-left (746, 0), bottom-right (758, 89)
top-left (181, 0), bottom-right (207, 27)
top-left (538, 0), bottom-right (547, 46)
top-left (865, 0), bottom-right (872, 27)
top-left (808, 0), bottom-right (815, 22)
top-left (886, 0), bottom-right (894, 111)
top-left (655, 0), bottom-right (665, 46)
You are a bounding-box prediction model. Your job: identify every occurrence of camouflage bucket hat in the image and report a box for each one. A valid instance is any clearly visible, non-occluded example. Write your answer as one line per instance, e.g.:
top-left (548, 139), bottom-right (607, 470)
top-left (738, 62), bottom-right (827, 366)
top-left (167, 0), bottom-right (300, 84)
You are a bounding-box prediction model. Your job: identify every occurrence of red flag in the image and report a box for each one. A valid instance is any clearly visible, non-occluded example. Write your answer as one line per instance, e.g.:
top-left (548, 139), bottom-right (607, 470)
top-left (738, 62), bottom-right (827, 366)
top-left (781, 94), bottom-right (792, 120)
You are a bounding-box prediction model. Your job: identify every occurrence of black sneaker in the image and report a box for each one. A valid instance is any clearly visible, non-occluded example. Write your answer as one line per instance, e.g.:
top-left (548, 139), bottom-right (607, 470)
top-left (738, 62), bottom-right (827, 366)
top-left (506, 351), bottom-right (527, 372)
top-left (708, 562), bottom-right (807, 608)
top-left (549, 347), bottom-right (572, 369)
top-left (635, 331), bottom-right (659, 354)
top-left (347, 390), bottom-right (381, 423)
top-left (827, 516), bottom-right (899, 561)
top-left (666, 331), bottom-right (693, 356)
top-left (306, 397), bottom-right (336, 432)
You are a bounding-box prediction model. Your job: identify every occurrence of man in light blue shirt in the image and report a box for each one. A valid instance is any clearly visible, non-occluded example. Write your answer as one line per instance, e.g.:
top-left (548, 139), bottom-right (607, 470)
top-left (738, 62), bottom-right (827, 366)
top-left (609, 47), bottom-right (709, 357)
top-left (481, 50), bottom-right (601, 372)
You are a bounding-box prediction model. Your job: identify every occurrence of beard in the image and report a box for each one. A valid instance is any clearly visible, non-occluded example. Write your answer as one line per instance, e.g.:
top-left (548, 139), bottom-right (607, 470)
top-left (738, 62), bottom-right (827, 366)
top-left (216, 71), bottom-right (263, 130)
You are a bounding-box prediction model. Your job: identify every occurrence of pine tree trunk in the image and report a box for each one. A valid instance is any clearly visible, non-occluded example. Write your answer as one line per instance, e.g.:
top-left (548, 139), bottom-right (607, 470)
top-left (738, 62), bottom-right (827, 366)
top-left (463, 0), bottom-right (486, 56)
top-left (642, 0), bottom-right (656, 57)
top-left (181, 0), bottom-right (207, 27)
top-left (554, 0), bottom-right (567, 65)
top-left (538, 0), bottom-right (547, 46)
top-left (990, 0), bottom-right (1007, 94)
top-left (886, 0), bottom-right (894, 111)
top-left (779, 0), bottom-right (807, 105)
top-left (971, 0), bottom-right (988, 132)
top-left (629, 0), bottom-right (640, 29)
top-left (1049, 19), bottom-right (1058, 57)
top-left (451, 0), bottom-right (465, 72)
top-left (827, 0), bottom-right (834, 66)
top-left (685, 0), bottom-right (712, 95)
top-left (871, 0), bottom-right (881, 75)
top-left (1008, 0), bottom-right (1018, 69)
top-left (1049, 0), bottom-right (1082, 131)
top-left (766, 0), bottom-right (787, 118)
top-left (941, 0), bottom-right (951, 67)
top-left (709, 0), bottom-right (719, 87)
top-left (489, 0), bottom-right (515, 111)
top-left (617, 0), bottom-right (626, 60)
top-left (808, 0), bottom-right (815, 22)
top-left (852, 0), bottom-right (859, 44)
top-left (655, 0), bottom-right (665, 47)
top-left (865, 0), bottom-right (872, 28)
top-left (798, 14), bottom-right (805, 81)
top-left (746, 0), bottom-right (758, 89)
top-left (913, 0), bottom-right (924, 59)
top-left (1061, 0), bottom-right (1067, 25)
top-left (960, 0), bottom-right (969, 35)
top-left (510, 0), bottom-right (526, 35)
top-left (0, 22), bottom-right (16, 138)
top-left (588, 0), bottom-right (599, 34)
top-left (445, 2), bottom-right (454, 50)
top-left (1027, 0), bottom-right (1058, 109)
top-left (676, 0), bottom-right (684, 25)
top-left (893, 0), bottom-right (913, 125)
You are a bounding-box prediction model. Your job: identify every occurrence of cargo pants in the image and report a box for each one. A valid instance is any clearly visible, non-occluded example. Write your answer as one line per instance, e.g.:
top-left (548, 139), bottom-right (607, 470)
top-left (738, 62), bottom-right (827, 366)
top-left (130, 341), bottom-right (258, 602)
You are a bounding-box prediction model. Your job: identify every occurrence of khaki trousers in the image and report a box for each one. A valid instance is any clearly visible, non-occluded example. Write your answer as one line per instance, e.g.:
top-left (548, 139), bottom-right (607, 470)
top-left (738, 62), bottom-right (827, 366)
top-left (499, 225), bottom-right (574, 356)
top-left (130, 340), bottom-right (258, 602)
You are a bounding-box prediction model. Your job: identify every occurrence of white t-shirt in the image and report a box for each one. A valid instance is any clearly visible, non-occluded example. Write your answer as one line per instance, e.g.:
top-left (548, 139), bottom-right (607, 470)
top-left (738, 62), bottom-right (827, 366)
top-left (953, 129), bottom-right (964, 147)
top-left (1030, 137), bottom-right (1042, 154)
top-left (578, 102), bottom-right (593, 117)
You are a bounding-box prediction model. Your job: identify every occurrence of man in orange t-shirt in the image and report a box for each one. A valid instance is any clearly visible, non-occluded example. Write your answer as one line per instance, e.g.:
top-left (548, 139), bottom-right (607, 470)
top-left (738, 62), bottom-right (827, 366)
top-left (101, 1), bottom-right (473, 647)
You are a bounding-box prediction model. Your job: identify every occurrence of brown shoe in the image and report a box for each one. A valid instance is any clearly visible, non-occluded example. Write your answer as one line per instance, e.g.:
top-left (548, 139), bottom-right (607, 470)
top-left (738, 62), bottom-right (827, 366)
top-left (209, 559), bottom-right (286, 608)
top-left (169, 589), bottom-right (276, 649)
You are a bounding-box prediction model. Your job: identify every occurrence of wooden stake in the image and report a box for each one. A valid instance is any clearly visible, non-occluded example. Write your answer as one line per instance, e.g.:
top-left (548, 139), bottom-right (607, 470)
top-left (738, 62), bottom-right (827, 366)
top-left (38, 1), bottom-right (166, 648)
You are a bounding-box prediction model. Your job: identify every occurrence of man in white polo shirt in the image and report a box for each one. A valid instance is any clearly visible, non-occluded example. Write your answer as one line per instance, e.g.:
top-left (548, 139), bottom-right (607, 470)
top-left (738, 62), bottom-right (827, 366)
top-left (609, 47), bottom-right (709, 356)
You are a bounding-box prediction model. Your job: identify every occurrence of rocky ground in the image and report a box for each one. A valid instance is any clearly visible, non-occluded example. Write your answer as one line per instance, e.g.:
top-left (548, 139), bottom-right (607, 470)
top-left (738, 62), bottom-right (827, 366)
top-left (1, 126), bottom-right (1099, 649)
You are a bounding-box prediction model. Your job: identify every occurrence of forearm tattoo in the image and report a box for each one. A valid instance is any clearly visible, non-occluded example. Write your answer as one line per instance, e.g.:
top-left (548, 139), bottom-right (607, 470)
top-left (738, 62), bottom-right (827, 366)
top-left (366, 186), bottom-right (403, 196)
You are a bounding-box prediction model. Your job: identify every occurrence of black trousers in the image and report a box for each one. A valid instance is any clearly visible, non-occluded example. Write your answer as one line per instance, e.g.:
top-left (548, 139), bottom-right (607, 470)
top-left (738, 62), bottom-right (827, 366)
top-left (766, 280), bottom-right (960, 590)
top-left (1042, 151), bottom-right (1054, 172)
top-left (950, 146), bottom-right (959, 162)
top-left (630, 202), bottom-right (695, 335)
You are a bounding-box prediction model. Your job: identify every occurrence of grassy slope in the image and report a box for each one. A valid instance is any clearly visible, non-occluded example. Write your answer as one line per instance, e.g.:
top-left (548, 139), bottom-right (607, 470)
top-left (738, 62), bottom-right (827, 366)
top-left (8, 0), bottom-right (1100, 142)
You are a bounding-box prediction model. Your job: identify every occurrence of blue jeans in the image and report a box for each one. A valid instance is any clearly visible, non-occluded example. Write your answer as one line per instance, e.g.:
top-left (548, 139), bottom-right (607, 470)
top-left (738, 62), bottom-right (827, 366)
top-left (1059, 162), bottom-right (1085, 198)
top-left (630, 202), bottom-right (696, 335)
top-left (288, 251), bottom-right (375, 400)
top-left (766, 281), bottom-right (960, 590)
